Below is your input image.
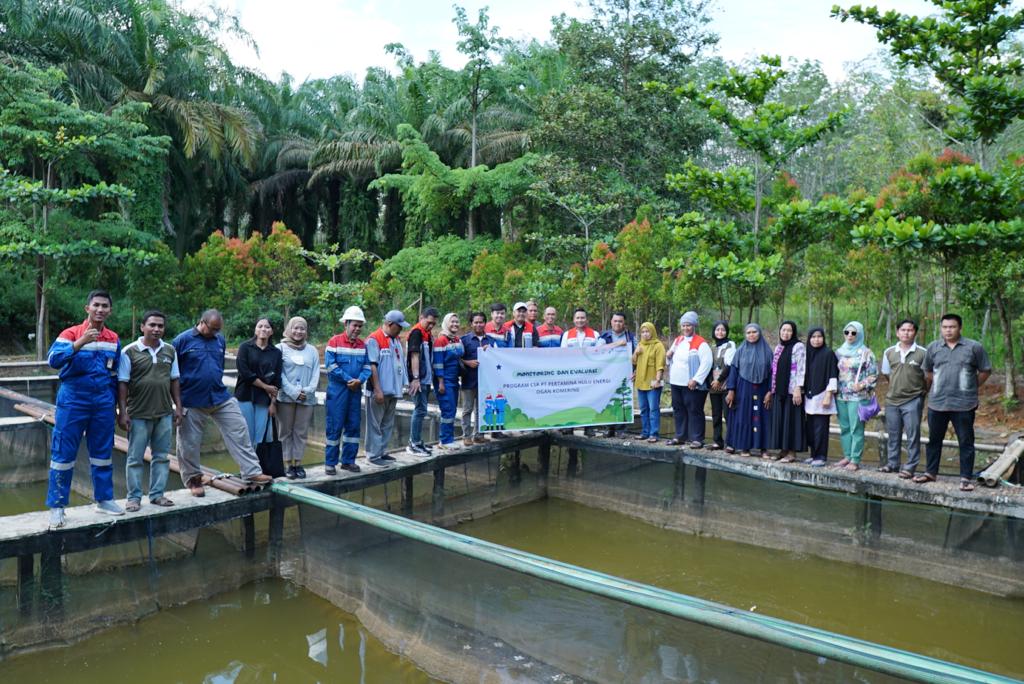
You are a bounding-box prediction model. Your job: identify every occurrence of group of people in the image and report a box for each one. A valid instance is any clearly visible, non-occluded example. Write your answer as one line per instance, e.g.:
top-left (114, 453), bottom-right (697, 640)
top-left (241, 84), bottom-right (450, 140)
top-left (44, 290), bottom-right (992, 528)
top-left (637, 313), bottom-right (991, 494)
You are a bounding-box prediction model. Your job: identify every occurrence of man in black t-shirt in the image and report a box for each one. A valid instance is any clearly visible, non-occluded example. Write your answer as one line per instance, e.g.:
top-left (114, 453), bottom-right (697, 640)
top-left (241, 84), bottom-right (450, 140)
top-left (406, 307), bottom-right (438, 455)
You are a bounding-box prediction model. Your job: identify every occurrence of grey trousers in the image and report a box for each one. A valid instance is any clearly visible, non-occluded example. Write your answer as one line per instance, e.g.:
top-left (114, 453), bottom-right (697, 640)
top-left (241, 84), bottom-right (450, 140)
top-left (885, 396), bottom-right (923, 473)
top-left (276, 402), bottom-right (313, 463)
top-left (177, 398), bottom-right (263, 484)
top-left (460, 387), bottom-right (479, 438)
top-left (365, 394), bottom-right (398, 459)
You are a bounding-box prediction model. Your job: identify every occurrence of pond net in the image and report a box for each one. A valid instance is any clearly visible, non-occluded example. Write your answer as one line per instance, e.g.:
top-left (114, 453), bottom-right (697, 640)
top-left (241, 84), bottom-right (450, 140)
top-left (276, 482), bottom-right (1011, 684)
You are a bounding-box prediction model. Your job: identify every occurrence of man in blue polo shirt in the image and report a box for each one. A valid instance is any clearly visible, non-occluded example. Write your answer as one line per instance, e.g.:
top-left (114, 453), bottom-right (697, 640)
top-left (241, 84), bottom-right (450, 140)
top-left (459, 312), bottom-right (490, 446)
top-left (173, 309), bottom-right (272, 496)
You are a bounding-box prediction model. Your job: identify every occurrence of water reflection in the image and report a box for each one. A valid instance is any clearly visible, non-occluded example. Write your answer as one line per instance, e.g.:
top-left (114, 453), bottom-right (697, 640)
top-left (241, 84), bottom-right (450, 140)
top-left (0, 579), bottom-right (438, 683)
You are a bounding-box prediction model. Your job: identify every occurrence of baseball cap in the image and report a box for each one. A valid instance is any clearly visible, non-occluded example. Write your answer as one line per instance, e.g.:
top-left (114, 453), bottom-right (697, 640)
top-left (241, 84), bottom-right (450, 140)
top-left (512, 301), bottom-right (528, 311)
top-left (383, 310), bottom-right (410, 328)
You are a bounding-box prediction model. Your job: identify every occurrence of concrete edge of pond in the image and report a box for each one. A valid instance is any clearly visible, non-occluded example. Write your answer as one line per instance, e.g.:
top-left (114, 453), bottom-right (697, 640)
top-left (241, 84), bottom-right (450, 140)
top-left (0, 435), bottom-right (545, 559)
top-left (551, 433), bottom-right (1024, 519)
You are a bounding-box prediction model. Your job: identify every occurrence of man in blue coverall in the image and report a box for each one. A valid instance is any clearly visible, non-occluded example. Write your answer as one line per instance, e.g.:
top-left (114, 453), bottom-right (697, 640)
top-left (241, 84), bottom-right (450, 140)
top-left (324, 306), bottom-right (372, 474)
top-left (46, 290), bottom-right (124, 528)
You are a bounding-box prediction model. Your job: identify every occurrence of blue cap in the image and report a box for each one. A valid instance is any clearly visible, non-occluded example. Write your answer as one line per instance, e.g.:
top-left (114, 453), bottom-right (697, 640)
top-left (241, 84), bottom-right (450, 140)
top-left (384, 310), bottom-right (410, 328)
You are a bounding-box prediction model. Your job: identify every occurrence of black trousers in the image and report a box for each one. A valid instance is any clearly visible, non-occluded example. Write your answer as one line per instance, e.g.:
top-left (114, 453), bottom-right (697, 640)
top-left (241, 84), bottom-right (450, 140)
top-left (925, 408), bottom-right (975, 478)
top-left (806, 413), bottom-right (831, 460)
top-left (671, 384), bottom-right (707, 444)
top-left (709, 392), bottom-right (726, 445)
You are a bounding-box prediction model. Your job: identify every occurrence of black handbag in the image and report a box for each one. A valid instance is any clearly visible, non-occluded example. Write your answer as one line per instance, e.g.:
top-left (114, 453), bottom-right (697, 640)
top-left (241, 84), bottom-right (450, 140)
top-left (256, 416), bottom-right (286, 478)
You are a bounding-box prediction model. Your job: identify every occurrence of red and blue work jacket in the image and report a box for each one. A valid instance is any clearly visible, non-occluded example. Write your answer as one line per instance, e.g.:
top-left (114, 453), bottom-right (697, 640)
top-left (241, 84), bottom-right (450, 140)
top-left (47, 320), bottom-right (121, 405)
top-left (325, 333), bottom-right (371, 386)
top-left (432, 333), bottom-right (465, 385)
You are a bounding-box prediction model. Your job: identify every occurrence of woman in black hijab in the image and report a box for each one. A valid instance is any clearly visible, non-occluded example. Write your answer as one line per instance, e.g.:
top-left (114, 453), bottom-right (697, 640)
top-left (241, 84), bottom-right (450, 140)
top-left (802, 326), bottom-right (838, 466)
top-left (766, 321), bottom-right (806, 461)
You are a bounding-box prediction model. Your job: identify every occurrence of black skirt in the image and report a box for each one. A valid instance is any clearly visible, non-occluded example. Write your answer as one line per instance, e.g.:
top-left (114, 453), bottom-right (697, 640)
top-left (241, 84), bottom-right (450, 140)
top-left (769, 393), bottom-right (807, 452)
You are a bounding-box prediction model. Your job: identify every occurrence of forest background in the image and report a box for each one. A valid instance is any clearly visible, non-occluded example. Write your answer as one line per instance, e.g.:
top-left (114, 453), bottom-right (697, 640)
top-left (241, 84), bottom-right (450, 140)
top-left (2, 0), bottom-right (1024, 407)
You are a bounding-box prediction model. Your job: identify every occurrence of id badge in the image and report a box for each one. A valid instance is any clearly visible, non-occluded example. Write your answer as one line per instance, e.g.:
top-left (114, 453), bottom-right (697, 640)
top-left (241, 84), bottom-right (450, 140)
top-left (106, 356), bottom-right (115, 371)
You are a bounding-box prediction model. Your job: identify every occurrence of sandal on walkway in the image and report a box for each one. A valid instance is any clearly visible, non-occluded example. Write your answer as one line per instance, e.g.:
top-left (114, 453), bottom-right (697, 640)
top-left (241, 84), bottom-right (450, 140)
top-left (778, 454), bottom-right (795, 463)
top-left (960, 478), bottom-right (975, 492)
top-left (898, 470), bottom-right (914, 480)
top-left (844, 462), bottom-right (860, 472)
top-left (125, 499), bottom-right (141, 513)
top-left (833, 458), bottom-right (851, 469)
top-left (150, 496), bottom-right (174, 507)
top-left (877, 465), bottom-right (898, 473)
top-left (912, 473), bottom-right (936, 484)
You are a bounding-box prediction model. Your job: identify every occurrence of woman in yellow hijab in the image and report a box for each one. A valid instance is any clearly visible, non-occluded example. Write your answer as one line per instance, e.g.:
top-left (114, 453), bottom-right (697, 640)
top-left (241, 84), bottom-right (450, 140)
top-left (632, 322), bottom-right (666, 442)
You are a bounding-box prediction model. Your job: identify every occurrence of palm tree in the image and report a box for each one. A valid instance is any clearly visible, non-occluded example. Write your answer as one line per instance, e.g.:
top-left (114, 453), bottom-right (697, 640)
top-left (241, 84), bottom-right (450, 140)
top-left (0, 0), bottom-right (263, 254)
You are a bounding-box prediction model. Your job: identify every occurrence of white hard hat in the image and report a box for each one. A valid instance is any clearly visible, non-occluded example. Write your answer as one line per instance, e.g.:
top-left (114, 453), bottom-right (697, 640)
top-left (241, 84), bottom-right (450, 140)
top-left (341, 306), bottom-right (366, 323)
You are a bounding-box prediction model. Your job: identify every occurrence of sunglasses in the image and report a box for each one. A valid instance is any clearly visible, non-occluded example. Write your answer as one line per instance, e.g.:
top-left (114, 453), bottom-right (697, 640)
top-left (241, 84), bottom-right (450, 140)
top-left (843, 330), bottom-right (857, 336)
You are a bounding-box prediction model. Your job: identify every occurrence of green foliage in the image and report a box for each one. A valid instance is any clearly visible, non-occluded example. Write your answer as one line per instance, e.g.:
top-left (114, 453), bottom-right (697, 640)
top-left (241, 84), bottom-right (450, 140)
top-left (370, 124), bottom-right (538, 242)
top-left (368, 235), bottom-right (499, 314)
top-left (833, 0), bottom-right (1024, 146)
top-left (181, 224), bottom-right (317, 337)
top-left (671, 56), bottom-right (850, 171)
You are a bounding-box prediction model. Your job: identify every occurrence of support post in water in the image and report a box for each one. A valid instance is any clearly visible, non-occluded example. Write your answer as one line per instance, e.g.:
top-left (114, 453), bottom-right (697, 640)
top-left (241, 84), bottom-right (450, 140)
top-left (243, 514), bottom-right (256, 559)
top-left (538, 441), bottom-right (551, 488)
top-left (403, 475), bottom-right (414, 516)
top-left (268, 501), bottom-right (285, 562)
top-left (40, 546), bottom-right (63, 619)
top-left (689, 465), bottom-right (707, 510)
top-left (868, 495), bottom-right (883, 543)
top-left (855, 494), bottom-right (883, 545)
top-left (673, 457), bottom-right (686, 503)
top-left (432, 467), bottom-right (446, 518)
top-left (566, 448), bottom-right (579, 478)
top-left (17, 553), bottom-right (34, 616)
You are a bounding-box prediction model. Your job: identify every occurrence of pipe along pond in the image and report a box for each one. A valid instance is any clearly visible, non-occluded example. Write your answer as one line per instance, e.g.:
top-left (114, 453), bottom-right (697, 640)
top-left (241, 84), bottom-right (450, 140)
top-left (0, 375), bottom-right (1022, 682)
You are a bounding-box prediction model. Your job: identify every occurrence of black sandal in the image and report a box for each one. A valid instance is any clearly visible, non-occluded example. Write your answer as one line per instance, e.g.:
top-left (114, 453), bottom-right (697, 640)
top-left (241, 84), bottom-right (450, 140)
top-left (877, 465), bottom-right (897, 473)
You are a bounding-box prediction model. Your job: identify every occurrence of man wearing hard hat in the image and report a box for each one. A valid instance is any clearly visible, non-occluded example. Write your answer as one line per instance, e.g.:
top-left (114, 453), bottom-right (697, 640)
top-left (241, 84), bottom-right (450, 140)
top-left (324, 306), bottom-right (371, 474)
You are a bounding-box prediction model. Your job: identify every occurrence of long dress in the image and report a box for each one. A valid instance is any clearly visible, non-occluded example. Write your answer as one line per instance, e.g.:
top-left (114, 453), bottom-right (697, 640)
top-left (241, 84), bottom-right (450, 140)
top-left (725, 373), bottom-right (771, 452)
top-left (768, 341), bottom-right (807, 452)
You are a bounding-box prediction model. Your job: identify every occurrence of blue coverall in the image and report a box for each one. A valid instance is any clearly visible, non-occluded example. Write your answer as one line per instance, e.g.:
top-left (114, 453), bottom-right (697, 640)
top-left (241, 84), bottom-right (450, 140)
top-left (46, 322), bottom-right (121, 508)
top-left (325, 334), bottom-right (371, 466)
top-left (432, 334), bottom-right (464, 444)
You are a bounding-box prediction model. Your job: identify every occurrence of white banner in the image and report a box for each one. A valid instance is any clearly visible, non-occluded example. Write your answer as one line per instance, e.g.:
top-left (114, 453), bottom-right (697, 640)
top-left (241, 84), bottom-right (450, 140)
top-left (477, 347), bottom-right (633, 432)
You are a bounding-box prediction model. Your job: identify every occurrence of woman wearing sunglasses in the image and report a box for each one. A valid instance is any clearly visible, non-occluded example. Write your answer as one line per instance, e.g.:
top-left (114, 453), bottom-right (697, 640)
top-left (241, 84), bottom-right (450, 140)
top-left (834, 321), bottom-right (878, 471)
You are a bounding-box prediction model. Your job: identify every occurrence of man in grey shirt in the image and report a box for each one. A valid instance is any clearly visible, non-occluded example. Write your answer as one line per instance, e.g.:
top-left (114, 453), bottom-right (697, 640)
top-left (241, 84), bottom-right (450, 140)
top-left (917, 313), bottom-right (991, 490)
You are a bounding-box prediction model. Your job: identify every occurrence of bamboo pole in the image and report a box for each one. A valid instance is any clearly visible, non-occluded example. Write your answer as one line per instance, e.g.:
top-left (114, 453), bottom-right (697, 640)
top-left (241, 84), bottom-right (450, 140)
top-left (978, 437), bottom-right (1024, 488)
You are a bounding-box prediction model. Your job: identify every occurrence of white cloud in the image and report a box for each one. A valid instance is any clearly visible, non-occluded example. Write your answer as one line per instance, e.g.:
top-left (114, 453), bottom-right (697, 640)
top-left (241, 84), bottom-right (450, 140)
top-left (711, 0), bottom-right (941, 81)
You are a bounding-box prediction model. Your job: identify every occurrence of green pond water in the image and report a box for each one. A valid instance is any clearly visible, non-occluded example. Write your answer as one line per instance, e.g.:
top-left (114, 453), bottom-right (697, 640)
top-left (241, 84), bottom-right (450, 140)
top-left (0, 482), bottom-right (87, 517)
top-left (455, 497), bottom-right (1024, 679)
top-left (0, 578), bottom-right (437, 683)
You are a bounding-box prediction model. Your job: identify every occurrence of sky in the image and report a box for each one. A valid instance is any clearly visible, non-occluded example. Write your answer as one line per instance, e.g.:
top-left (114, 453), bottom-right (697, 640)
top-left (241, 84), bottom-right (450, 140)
top-left (181, 0), bottom-right (942, 84)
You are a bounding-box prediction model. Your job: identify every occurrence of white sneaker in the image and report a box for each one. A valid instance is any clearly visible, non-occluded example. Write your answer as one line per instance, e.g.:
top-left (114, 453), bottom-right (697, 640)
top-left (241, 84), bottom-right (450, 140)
top-left (48, 507), bottom-right (66, 528)
top-left (95, 500), bottom-right (125, 516)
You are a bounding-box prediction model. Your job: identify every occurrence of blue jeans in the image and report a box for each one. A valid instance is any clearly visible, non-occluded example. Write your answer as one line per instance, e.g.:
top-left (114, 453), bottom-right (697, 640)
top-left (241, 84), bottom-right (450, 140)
top-left (638, 388), bottom-right (662, 438)
top-left (238, 401), bottom-right (271, 446)
top-left (126, 415), bottom-right (172, 502)
top-left (410, 384), bottom-right (431, 445)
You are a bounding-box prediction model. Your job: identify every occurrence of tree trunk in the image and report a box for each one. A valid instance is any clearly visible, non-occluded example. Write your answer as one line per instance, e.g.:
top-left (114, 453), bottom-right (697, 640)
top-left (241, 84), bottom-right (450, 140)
top-left (993, 291), bottom-right (1017, 400)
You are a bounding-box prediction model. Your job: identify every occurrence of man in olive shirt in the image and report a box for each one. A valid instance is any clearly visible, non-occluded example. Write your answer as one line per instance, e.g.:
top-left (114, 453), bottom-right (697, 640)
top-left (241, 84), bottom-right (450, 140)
top-left (880, 319), bottom-right (927, 477)
top-left (117, 310), bottom-right (183, 511)
top-left (917, 313), bottom-right (991, 490)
